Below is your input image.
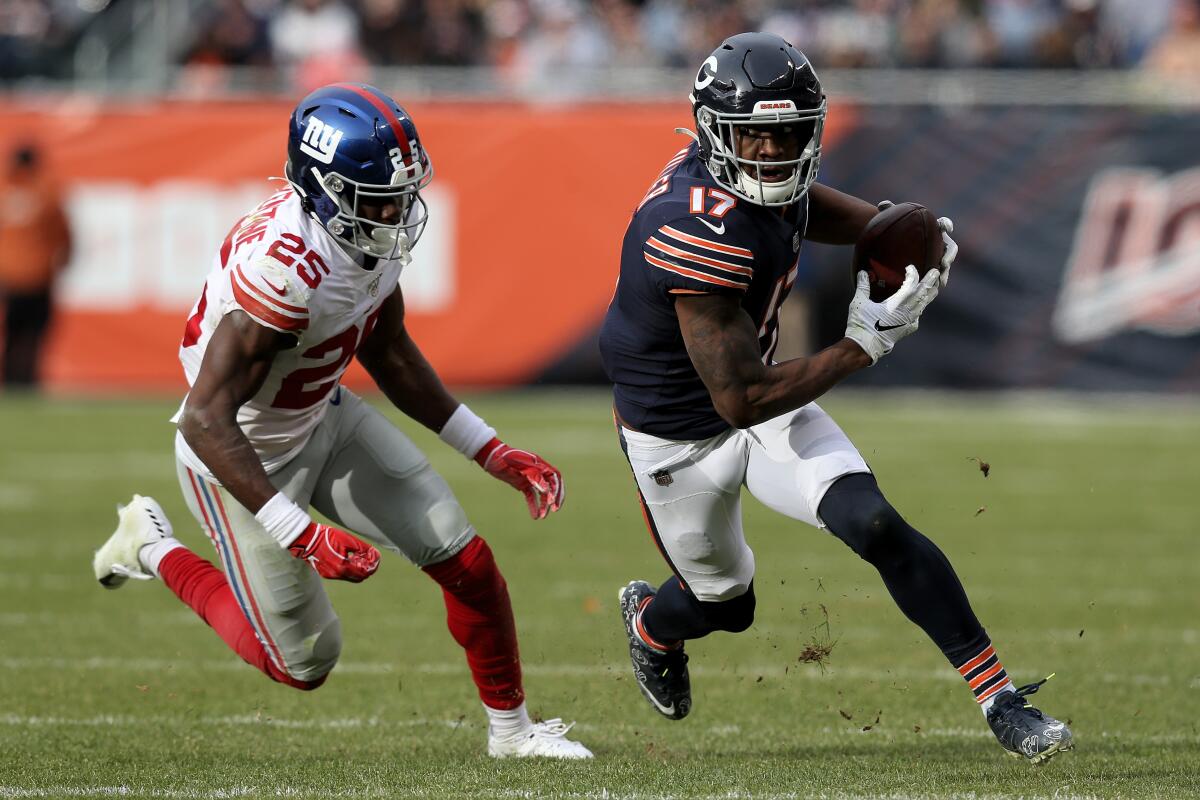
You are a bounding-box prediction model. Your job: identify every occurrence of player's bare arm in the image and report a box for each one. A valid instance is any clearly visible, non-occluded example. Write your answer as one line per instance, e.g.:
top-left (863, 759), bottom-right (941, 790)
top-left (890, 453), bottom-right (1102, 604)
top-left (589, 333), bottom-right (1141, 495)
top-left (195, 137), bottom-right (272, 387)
top-left (355, 287), bottom-right (459, 431)
top-left (605, 34), bottom-right (1072, 765)
top-left (676, 292), bottom-right (869, 429)
top-left (93, 84), bottom-right (591, 757)
top-left (807, 184), bottom-right (959, 288)
top-left (805, 183), bottom-right (877, 244)
top-left (177, 310), bottom-right (295, 514)
top-left (358, 286), bottom-right (565, 519)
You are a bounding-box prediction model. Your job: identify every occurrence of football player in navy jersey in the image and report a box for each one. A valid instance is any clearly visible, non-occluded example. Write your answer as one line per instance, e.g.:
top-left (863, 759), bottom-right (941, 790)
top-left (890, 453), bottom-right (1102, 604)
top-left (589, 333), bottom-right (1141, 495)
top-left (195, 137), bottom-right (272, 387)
top-left (600, 33), bottom-right (1073, 764)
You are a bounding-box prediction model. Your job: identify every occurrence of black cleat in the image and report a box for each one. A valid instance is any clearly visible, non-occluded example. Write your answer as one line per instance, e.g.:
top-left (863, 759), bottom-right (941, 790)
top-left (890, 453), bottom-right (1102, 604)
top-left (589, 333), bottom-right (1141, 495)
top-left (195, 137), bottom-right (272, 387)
top-left (618, 580), bottom-right (691, 720)
top-left (986, 675), bottom-right (1074, 765)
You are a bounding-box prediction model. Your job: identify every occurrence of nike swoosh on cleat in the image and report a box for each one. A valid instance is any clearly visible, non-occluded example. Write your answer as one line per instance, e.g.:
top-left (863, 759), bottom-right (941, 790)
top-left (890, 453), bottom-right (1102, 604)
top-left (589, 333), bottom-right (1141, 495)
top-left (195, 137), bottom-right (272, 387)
top-left (875, 321), bottom-right (906, 331)
top-left (638, 685), bottom-right (675, 716)
top-left (695, 217), bottom-right (725, 235)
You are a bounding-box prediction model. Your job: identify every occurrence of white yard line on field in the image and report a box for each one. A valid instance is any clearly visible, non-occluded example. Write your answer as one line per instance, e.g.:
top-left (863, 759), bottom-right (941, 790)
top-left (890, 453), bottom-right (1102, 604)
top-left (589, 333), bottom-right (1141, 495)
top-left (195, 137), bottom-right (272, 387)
top-left (0, 790), bottom-right (265, 799)
top-left (1, 712), bottom-right (1196, 748)
top-left (745, 623), bottom-right (1200, 646)
top-left (0, 574), bottom-right (92, 590)
top-left (0, 611), bottom-right (196, 627)
top-left (0, 655), bottom-right (1188, 689)
top-left (7, 571), bottom-right (1188, 609)
top-left (0, 451), bottom-right (174, 481)
top-left (0, 713), bottom-right (461, 731)
top-left (0, 485), bottom-right (35, 510)
top-left (0, 787), bottom-right (1138, 800)
top-left (487, 794), bottom-right (1119, 800)
top-left (2, 606), bottom-right (1196, 648)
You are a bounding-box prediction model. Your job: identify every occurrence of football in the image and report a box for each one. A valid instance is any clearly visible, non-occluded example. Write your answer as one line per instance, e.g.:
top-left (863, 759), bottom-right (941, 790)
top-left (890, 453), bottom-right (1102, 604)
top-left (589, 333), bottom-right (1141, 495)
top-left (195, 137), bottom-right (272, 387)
top-left (852, 202), bottom-right (945, 301)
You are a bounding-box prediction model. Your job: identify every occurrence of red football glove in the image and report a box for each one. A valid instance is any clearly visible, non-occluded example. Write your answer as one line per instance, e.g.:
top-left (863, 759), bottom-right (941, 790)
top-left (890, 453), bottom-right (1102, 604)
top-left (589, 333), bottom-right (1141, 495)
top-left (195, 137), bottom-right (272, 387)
top-left (287, 522), bottom-right (380, 582)
top-left (475, 437), bottom-right (565, 520)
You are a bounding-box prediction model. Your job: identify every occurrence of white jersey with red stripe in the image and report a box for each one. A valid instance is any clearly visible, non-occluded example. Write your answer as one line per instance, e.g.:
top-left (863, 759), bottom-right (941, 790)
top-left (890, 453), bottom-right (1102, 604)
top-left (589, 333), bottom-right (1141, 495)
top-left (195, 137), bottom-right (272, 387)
top-left (598, 143), bottom-right (809, 440)
top-left (173, 185), bottom-right (402, 479)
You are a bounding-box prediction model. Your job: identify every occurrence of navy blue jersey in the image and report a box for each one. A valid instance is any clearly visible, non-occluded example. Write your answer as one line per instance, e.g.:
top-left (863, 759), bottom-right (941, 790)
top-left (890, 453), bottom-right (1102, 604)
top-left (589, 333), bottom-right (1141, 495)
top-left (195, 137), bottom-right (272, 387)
top-left (599, 143), bottom-right (806, 440)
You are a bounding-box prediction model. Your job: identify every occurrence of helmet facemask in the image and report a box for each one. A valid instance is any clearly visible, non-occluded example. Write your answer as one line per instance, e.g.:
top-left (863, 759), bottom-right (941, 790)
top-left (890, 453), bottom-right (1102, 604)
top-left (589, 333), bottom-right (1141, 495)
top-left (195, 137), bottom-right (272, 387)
top-left (695, 99), bottom-right (826, 207)
top-left (307, 158), bottom-right (432, 261)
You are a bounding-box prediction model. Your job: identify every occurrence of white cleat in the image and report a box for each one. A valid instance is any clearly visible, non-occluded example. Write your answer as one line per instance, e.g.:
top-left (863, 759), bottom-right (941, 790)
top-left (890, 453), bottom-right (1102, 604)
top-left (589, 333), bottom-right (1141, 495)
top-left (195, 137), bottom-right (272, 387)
top-left (93, 494), bottom-right (173, 589)
top-left (487, 718), bottom-right (594, 760)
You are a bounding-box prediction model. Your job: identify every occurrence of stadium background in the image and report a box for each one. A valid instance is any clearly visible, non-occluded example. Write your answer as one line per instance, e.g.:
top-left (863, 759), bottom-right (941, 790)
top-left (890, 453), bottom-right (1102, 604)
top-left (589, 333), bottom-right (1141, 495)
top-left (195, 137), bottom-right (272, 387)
top-left (2, 2), bottom-right (1199, 799)
top-left (3, 0), bottom-right (1200, 392)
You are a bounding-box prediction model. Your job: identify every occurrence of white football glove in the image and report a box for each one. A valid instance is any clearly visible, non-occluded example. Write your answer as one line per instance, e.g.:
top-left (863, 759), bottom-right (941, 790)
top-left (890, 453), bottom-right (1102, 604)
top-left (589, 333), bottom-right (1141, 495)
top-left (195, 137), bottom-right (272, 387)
top-left (936, 216), bottom-right (957, 288)
top-left (844, 266), bottom-right (941, 364)
top-left (876, 200), bottom-right (958, 288)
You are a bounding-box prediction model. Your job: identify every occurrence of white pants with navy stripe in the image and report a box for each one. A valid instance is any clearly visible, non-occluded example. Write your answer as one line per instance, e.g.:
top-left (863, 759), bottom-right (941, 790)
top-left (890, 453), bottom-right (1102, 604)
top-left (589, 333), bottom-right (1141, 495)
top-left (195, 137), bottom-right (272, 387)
top-left (620, 403), bottom-right (870, 603)
top-left (175, 388), bottom-right (474, 682)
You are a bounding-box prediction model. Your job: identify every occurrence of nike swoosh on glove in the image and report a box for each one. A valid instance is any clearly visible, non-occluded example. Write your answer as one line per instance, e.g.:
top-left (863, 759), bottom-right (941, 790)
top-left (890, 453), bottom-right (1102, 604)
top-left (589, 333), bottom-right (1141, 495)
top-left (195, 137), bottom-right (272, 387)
top-left (288, 522), bottom-right (381, 582)
top-left (844, 266), bottom-right (941, 364)
top-left (475, 438), bottom-right (565, 520)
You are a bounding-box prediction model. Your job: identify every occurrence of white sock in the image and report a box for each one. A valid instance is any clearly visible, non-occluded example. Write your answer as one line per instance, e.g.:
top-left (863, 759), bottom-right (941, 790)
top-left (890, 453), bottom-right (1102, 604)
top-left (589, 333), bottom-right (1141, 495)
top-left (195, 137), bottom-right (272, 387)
top-left (484, 702), bottom-right (531, 739)
top-left (980, 681), bottom-right (1016, 716)
top-left (139, 538), bottom-right (185, 577)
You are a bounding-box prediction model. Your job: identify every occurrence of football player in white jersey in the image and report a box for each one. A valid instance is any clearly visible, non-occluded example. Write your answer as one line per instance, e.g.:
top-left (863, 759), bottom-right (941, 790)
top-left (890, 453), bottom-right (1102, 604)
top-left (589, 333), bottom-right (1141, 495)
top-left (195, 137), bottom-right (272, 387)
top-left (92, 83), bottom-right (590, 760)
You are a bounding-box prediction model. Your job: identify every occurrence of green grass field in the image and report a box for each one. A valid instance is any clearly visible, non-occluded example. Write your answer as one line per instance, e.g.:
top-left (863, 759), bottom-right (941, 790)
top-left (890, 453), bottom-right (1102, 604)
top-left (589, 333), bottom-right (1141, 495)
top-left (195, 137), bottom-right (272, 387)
top-left (1, 389), bottom-right (1197, 799)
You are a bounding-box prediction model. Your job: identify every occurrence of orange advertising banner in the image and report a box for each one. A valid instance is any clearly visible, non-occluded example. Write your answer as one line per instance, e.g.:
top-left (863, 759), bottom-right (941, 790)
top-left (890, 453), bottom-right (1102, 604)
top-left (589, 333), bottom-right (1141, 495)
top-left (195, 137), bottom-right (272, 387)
top-left (0, 98), bottom-right (853, 392)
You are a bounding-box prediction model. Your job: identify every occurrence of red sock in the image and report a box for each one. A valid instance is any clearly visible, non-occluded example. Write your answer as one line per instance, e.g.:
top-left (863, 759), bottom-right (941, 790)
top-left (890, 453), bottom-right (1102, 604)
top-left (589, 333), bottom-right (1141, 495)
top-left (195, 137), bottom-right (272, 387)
top-left (422, 536), bottom-right (524, 709)
top-left (158, 548), bottom-right (324, 691)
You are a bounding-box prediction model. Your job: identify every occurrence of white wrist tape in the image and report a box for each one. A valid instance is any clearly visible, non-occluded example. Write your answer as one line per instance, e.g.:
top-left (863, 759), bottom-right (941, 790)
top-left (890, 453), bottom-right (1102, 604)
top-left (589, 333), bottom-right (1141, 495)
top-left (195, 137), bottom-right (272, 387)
top-left (438, 404), bottom-right (496, 459)
top-left (843, 328), bottom-right (885, 365)
top-left (255, 492), bottom-right (312, 548)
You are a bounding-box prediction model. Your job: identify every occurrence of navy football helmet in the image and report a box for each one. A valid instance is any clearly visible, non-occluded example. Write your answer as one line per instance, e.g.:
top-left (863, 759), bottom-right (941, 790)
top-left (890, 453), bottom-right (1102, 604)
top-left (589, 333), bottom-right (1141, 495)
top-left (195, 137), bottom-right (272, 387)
top-left (688, 33), bottom-right (826, 207)
top-left (285, 83), bottom-right (432, 260)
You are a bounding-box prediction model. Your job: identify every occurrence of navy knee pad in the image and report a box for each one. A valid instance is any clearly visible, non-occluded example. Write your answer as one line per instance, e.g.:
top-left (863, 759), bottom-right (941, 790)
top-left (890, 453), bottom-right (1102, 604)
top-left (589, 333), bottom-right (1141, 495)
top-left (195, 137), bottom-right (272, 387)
top-left (819, 473), bottom-right (909, 563)
top-left (817, 472), bottom-right (989, 667)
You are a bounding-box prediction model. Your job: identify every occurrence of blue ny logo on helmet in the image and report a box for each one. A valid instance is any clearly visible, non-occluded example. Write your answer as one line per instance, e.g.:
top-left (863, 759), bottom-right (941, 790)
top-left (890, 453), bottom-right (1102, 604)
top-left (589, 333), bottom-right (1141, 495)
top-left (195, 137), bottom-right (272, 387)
top-left (286, 83), bottom-right (433, 260)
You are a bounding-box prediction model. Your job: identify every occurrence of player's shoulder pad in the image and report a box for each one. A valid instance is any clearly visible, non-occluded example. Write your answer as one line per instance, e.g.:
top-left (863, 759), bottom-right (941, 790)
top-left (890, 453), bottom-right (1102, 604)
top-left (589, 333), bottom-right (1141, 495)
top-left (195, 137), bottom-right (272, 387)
top-left (641, 212), bottom-right (757, 293)
top-left (228, 247), bottom-right (313, 335)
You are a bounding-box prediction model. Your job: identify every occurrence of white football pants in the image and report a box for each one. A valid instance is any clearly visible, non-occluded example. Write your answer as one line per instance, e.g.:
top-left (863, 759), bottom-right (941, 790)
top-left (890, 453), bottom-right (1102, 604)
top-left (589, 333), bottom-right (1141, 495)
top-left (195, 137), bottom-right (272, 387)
top-left (619, 403), bottom-right (870, 602)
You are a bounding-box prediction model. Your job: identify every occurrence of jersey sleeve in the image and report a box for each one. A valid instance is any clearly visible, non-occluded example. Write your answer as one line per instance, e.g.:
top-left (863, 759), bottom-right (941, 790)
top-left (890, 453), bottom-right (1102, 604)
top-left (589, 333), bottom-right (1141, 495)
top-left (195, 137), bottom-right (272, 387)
top-left (226, 251), bottom-right (311, 335)
top-left (641, 214), bottom-right (756, 295)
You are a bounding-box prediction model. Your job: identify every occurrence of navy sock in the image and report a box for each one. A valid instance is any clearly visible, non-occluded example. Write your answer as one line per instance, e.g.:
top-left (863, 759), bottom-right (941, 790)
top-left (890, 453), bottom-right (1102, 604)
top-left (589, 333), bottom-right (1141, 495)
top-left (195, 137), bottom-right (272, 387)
top-left (640, 578), bottom-right (708, 644)
top-left (641, 577), bottom-right (756, 645)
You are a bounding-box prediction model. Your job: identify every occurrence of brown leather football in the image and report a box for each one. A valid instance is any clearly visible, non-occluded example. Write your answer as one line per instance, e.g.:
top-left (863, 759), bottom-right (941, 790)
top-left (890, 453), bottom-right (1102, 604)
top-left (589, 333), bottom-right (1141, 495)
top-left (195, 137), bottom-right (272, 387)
top-left (852, 202), bottom-right (945, 301)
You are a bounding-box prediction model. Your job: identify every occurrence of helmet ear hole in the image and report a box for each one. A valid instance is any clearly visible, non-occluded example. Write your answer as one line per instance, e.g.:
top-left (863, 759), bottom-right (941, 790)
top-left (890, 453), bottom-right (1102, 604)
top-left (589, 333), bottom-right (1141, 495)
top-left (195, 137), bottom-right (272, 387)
top-left (311, 193), bottom-right (339, 224)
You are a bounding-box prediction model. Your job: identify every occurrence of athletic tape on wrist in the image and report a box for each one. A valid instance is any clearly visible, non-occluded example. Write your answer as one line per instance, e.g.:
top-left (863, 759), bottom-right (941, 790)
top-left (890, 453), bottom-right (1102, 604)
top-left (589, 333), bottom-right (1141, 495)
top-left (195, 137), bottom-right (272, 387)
top-left (254, 492), bottom-right (312, 548)
top-left (844, 330), bottom-right (882, 365)
top-left (439, 404), bottom-right (497, 459)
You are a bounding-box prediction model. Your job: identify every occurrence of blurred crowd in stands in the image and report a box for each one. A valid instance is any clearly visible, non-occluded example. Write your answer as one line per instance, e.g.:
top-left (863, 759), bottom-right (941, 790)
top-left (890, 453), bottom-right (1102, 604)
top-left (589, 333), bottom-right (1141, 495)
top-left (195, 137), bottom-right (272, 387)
top-left (4, 0), bottom-right (1200, 86)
